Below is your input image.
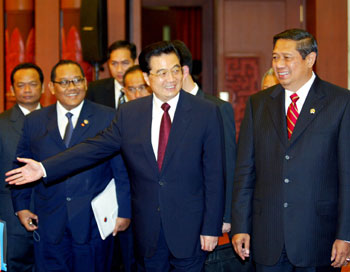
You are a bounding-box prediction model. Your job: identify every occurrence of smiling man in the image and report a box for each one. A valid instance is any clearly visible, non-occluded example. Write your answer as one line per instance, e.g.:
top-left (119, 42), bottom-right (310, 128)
top-left (10, 60), bottom-right (131, 272)
top-left (232, 29), bottom-right (350, 271)
top-left (6, 42), bottom-right (225, 272)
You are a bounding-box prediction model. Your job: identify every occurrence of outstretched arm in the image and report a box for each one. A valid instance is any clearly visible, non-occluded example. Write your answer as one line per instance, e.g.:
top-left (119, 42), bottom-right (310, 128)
top-left (5, 157), bottom-right (44, 185)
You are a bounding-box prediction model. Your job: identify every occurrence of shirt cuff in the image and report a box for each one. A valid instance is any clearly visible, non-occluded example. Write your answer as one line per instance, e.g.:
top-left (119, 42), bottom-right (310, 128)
top-left (40, 162), bottom-right (47, 178)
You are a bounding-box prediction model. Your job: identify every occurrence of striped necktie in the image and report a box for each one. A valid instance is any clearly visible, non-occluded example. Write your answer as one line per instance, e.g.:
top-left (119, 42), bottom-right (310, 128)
top-left (287, 93), bottom-right (299, 139)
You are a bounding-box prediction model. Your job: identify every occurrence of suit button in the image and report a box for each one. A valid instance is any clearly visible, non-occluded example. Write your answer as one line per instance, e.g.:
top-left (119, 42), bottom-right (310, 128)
top-left (157, 207), bottom-right (160, 212)
top-left (66, 197), bottom-right (72, 202)
top-left (283, 202), bottom-right (288, 208)
top-left (159, 181), bottom-right (164, 186)
top-left (285, 155), bottom-right (290, 160)
top-left (284, 178), bottom-right (290, 183)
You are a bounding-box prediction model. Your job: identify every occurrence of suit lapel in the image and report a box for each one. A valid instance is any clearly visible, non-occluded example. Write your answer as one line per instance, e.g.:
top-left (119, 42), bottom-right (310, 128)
top-left (161, 91), bottom-right (192, 173)
top-left (289, 77), bottom-right (326, 144)
top-left (140, 96), bottom-right (159, 174)
top-left (267, 85), bottom-right (288, 148)
top-left (107, 78), bottom-right (116, 107)
top-left (46, 105), bottom-right (66, 148)
top-left (10, 104), bottom-right (25, 134)
top-left (69, 101), bottom-right (94, 147)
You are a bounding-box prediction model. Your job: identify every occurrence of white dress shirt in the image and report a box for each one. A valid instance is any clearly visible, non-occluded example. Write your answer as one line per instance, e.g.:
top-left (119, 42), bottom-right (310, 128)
top-left (284, 72), bottom-right (316, 115)
top-left (56, 101), bottom-right (84, 139)
top-left (18, 104), bottom-right (41, 116)
top-left (151, 93), bottom-right (180, 160)
top-left (189, 83), bottom-right (199, 96)
top-left (114, 79), bottom-right (123, 109)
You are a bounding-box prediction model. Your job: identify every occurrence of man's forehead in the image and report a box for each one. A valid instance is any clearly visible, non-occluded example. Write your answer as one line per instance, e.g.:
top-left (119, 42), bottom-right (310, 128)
top-left (149, 53), bottom-right (180, 69)
top-left (273, 39), bottom-right (298, 51)
top-left (14, 68), bottom-right (39, 79)
top-left (110, 48), bottom-right (132, 60)
top-left (56, 64), bottom-right (82, 77)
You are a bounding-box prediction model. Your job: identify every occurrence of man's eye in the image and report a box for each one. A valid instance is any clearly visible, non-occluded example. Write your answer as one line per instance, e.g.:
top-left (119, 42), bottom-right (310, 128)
top-left (122, 61), bottom-right (130, 66)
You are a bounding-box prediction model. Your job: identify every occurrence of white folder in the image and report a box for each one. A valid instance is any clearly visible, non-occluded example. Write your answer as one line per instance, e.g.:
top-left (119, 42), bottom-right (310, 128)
top-left (91, 179), bottom-right (118, 240)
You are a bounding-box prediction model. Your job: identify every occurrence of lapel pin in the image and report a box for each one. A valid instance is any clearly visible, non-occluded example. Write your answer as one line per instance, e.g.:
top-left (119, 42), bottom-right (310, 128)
top-left (310, 108), bottom-right (315, 114)
top-left (84, 119), bottom-right (89, 124)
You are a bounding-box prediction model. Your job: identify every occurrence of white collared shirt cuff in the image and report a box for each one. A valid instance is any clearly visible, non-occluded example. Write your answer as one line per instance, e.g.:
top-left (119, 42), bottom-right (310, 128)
top-left (40, 163), bottom-right (47, 178)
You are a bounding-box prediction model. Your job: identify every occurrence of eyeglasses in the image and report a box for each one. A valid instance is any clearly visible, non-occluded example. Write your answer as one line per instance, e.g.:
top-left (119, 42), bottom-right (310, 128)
top-left (125, 85), bottom-right (148, 93)
top-left (149, 66), bottom-right (182, 80)
top-left (53, 78), bottom-right (85, 88)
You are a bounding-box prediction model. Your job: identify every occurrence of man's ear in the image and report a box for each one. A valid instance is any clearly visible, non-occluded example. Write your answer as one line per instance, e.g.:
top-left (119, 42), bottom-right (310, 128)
top-left (182, 65), bottom-right (190, 79)
top-left (143, 72), bottom-right (151, 86)
top-left (48, 82), bottom-right (55, 96)
top-left (10, 86), bottom-right (15, 96)
top-left (306, 52), bottom-right (317, 68)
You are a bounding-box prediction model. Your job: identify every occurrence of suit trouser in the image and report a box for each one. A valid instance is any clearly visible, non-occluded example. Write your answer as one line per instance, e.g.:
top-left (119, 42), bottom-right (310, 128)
top-left (33, 224), bottom-right (113, 272)
top-left (138, 226), bottom-right (207, 272)
top-left (7, 233), bottom-right (34, 272)
top-left (255, 248), bottom-right (340, 272)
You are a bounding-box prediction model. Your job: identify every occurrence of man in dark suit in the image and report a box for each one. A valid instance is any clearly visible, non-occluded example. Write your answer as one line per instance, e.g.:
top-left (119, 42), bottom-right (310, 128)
top-left (6, 41), bottom-right (225, 272)
top-left (0, 63), bottom-right (43, 271)
top-left (10, 60), bottom-right (131, 272)
top-left (232, 29), bottom-right (350, 270)
top-left (173, 40), bottom-right (256, 272)
top-left (86, 40), bottom-right (137, 109)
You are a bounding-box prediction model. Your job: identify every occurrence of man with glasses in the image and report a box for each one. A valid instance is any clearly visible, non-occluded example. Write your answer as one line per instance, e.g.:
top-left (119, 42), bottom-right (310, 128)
top-left (10, 60), bottom-right (131, 272)
top-left (6, 42), bottom-right (224, 271)
top-left (123, 65), bottom-right (152, 102)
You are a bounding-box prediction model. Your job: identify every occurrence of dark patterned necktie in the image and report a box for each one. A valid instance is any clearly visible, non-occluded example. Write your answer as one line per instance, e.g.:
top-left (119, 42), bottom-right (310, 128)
top-left (118, 91), bottom-right (125, 106)
top-left (287, 93), bottom-right (299, 139)
top-left (63, 112), bottom-right (74, 147)
top-left (157, 103), bottom-right (171, 170)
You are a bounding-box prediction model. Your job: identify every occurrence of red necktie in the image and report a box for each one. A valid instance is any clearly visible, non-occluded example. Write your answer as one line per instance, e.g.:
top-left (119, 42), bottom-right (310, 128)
top-left (158, 103), bottom-right (171, 170)
top-left (287, 93), bottom-right (299, 139)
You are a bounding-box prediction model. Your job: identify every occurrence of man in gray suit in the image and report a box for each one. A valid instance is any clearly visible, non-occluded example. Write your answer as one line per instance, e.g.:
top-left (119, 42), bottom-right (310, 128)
top-left (232, 29), bottom-right (350, 270)
top-left (0, 62), bottom-right (43, 271)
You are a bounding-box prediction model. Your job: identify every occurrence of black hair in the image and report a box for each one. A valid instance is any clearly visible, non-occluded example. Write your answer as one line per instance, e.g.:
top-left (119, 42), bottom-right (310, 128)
top-left (108, 40), bottom-right (137, 60)
top-left (123, 65), bottom-right (142, 85)
top-left (273, 29), bottom-right (318, 59)
top-left (172, 40), bottom-right (193, 74)
top-left (50, 60), bottom-right (85, 82)
top-left (138, 41), bottom-right (181, 74)
top-left (11, 62), bottom-right (44, 85)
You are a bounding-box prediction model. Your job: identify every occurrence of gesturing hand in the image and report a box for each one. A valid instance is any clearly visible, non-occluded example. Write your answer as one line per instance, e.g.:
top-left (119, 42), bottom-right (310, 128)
top-left (5, 157), bottom-right (44, 185)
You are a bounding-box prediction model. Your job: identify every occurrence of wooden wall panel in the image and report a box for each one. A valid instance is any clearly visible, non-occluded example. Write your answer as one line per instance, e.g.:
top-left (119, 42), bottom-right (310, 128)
top-left (0, 0), bottom-right (4, 112)
top-left (314, 0), bottom-right (347, 88)
top-left (98, 0), bottom-right (126, 79)
top-left (35, 0), bottom-right (60, 106)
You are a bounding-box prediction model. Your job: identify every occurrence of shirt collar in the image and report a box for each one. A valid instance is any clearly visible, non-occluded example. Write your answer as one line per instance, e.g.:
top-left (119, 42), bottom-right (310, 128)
top-left (56, 100), bottom-right (84, 118)
top-left (152, 92), bottom-right (180, 112)
top-left (285, 72), bottom-right (316, 101)
top-left (18, 103), bottom-right (41, 116)
top-left (189, 83), bottom-right (199, 96)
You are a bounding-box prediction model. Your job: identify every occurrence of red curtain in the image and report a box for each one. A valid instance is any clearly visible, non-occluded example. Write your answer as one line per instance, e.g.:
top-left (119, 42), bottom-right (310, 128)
top-left (174, 7), bottom-right (202, 61)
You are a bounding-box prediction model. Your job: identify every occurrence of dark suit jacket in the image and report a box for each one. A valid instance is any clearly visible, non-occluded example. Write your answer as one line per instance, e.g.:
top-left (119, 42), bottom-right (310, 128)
top-left (0, 105), bottom-right (31, 236)
top-left (11, 100), bottom-right (131, 244)
top-left (42, 90), bottom-right (225, 258)
top-left (86, 77), bottom-right (116, 108)
top-left (232, 76), bottom-right (350, 266)
top-left (0, 104), bottom-right (34, 271)
top-left (196, 89), bottom-right (236, 223)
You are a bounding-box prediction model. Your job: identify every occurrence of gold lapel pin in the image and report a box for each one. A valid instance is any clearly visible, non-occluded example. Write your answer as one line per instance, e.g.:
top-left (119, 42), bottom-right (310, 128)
top-left (81, 120), bottom-right (89, 127)
top-left (310, 108), bottom-right (316, 114)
